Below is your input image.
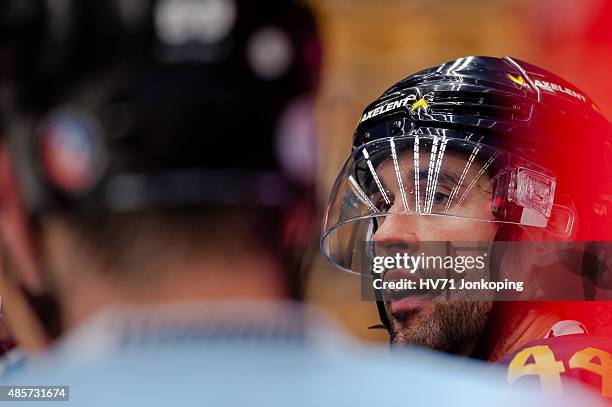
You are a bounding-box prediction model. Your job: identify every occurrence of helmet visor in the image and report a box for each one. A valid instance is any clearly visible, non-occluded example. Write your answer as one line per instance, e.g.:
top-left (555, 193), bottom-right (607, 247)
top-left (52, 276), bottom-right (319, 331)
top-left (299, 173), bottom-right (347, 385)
top-left (321, 133), bottom-right (563, 274)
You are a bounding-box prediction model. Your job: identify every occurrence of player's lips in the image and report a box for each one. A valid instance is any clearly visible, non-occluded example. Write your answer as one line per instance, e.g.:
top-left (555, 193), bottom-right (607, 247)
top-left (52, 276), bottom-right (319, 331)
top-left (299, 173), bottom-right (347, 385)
top-left (382, 269), bottom-right (432, 313)
top-left (389, 297), bottom-right (423, 314)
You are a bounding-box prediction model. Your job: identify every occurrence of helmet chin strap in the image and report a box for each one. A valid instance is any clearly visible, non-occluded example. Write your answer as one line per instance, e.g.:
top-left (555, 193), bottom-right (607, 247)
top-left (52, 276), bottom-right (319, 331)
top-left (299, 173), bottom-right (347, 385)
top-left (369, 293), bottom-right (391, 333)
top-left (367, 217), bottom-right (392, 334)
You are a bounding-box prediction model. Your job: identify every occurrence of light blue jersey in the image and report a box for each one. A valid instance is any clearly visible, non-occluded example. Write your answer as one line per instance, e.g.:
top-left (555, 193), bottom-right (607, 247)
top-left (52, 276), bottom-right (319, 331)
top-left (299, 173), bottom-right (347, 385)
top-left (1, 302), bottom-right (599, 406)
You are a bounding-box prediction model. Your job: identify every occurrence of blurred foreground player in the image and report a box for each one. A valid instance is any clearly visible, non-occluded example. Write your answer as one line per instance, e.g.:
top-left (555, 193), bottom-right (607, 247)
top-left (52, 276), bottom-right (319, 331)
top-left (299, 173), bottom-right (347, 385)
top-left (320, 56), bottom-right (612, 400)
top-left (0, 3), bottom-right (596, 406)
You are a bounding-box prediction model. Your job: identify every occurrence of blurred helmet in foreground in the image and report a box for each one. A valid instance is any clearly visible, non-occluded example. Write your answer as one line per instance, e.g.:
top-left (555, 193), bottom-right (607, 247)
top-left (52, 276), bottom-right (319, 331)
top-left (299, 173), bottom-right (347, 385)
top-left (0, 0), bottom-right (321, 215)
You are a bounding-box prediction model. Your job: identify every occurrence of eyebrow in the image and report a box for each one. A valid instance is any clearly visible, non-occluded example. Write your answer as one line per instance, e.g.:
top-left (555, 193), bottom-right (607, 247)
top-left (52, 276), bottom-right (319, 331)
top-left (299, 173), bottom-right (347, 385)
top-left (377, 166), bottom-right (463, 192)
top-left (414, 169), bottom-right (461, 186)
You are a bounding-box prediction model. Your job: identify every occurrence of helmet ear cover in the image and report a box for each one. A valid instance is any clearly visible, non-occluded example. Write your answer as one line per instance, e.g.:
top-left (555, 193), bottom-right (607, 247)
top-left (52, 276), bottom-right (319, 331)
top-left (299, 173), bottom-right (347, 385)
top-left (492, 167), bottom-right (556, 228)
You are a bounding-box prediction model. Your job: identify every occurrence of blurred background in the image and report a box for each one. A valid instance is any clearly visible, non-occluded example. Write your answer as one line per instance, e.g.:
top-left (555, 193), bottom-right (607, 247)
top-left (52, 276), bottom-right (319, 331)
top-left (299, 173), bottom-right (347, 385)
top-left (304, 0), bottom-right (612, 342)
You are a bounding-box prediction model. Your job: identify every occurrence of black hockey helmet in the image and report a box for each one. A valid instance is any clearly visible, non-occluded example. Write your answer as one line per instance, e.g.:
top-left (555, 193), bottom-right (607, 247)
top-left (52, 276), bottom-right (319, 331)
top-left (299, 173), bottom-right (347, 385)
top-left (322, 55), bottom-right (612, 271)
top-left (0, 0), bottom-right (321, 216)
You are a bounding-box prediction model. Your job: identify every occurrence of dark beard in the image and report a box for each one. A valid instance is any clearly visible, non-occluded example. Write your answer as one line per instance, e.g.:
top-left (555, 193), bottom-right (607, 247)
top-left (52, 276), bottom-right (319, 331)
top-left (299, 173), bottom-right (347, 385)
top-left (389, 301), bottom-right (493, 355)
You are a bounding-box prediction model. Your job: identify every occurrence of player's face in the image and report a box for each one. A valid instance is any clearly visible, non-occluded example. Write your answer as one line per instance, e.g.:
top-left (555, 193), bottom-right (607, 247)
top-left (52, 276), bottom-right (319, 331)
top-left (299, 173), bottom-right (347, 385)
top-left (372, 150), bottom-right (497, 353)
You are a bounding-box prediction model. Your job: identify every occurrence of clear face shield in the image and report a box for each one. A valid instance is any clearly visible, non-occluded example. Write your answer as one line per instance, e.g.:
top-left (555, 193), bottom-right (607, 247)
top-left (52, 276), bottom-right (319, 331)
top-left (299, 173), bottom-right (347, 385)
top-left (320, 126), bottom-right (599, 301)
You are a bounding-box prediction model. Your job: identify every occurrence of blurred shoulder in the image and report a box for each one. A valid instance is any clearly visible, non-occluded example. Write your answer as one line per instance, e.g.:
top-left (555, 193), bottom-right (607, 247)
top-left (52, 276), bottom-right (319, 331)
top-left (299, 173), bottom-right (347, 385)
top-left (2, 341), bottom-right (558, 407)
top-left (500, 333), bottom-right (612, 401)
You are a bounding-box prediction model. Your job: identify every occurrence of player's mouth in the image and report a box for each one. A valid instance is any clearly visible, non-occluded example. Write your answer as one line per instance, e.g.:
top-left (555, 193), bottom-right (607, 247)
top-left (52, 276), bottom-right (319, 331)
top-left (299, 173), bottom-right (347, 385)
top-left (382, 269), bottom-right (433, 314)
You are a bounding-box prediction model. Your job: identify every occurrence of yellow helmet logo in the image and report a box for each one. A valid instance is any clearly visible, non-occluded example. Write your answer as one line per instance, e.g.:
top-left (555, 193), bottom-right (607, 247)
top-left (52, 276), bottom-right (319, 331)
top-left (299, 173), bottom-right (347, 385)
top-left (508, 73), bottom-right (529, 88)
top-left (411, 97), bottom-right (429, 113)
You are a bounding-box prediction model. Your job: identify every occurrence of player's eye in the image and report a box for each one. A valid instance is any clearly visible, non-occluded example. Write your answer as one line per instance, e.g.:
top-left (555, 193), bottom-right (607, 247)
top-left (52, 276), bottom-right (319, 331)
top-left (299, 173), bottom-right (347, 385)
top-left (433, 191), bottom-right (449, 206)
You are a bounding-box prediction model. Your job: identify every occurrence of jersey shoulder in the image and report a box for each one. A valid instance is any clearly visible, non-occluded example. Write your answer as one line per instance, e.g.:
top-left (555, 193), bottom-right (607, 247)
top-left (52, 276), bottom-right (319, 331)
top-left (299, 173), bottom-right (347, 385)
top-left (500, 334), bottom-right (612, 400)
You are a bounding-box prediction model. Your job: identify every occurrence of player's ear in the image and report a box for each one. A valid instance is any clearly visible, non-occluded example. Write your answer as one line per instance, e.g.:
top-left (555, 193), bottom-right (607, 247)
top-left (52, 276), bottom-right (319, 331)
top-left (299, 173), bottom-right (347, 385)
top-left (0, 141), bottom-right (54, 352)
top-left (0, 142), bottom-right (44, 293)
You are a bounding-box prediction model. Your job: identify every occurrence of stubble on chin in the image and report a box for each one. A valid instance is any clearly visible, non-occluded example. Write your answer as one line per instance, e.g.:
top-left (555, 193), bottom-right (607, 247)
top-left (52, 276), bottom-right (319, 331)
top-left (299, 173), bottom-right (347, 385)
top-left (389, 300), bottom-right (493, 355)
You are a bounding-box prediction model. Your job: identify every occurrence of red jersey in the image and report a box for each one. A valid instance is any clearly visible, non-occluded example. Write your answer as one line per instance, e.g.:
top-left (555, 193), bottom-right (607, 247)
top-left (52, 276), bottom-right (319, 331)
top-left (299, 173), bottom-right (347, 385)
top-left (500, 322), bottom-right (611, 402)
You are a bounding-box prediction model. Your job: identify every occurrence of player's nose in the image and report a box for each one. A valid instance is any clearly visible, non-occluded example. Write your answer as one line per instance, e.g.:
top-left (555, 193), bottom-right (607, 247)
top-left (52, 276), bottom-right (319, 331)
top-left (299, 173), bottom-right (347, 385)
top-left (373, 213), bottom-right (420, 253)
